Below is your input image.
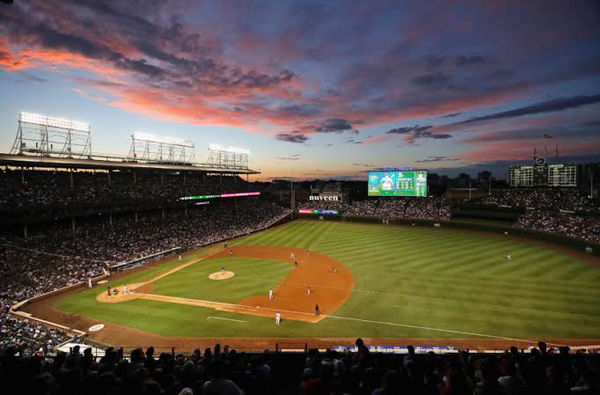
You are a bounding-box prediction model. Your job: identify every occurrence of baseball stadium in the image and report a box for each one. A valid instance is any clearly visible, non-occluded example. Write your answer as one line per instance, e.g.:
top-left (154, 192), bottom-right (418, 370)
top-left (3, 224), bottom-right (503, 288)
top-left (2, 1), bottom-right (600, 394)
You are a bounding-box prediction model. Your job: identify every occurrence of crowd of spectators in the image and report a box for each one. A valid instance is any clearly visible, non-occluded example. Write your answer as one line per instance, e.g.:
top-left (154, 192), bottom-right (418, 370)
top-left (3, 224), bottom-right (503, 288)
top-left (0, 305), bottom-right (68, 357)
top-left (299, 197), bottom-right (451, 222)
top-left (473, 189), bottom-right (597, 214)
top-left (0, 169), bottom-right (250, 213)
top-left (1, 339), bottom-right (598, 394)
top-left (518, 211), bottom-right (600, 244)
top-left (0, 201), bottom-right (291, 354)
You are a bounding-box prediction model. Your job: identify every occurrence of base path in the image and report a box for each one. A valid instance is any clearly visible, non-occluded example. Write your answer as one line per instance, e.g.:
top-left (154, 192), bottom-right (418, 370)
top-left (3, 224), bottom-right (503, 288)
top-left (96, 246), bottom-right (355, 323)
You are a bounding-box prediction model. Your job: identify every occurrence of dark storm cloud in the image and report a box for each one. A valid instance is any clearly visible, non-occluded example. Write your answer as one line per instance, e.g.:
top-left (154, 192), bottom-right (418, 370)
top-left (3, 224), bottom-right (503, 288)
top-left (386, 125), bottom-right (432, 134)
top-left (276, 133), bottom-right (309, 143)
top-left (278, 104), bottom-right (321, 117)
top-left (386, 125), bottom-right (451, 142)
top-left (0, 1), bottom-right (294, 90)
top-left (461, 94), bottom-right (600, 124)
top-left (442, 112), bottom-right (461, 118)
top-left (454, 55), bottom-right (486, 67)
top-left (411, 72), bottom-right (453, 90)
top-left (314, 118), bottom-right (357, 133)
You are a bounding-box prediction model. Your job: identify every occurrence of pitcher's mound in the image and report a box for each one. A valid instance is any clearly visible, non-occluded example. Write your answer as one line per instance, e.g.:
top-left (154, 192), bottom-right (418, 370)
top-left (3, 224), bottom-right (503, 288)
top-left (209, 271), bottom-right (235, 280)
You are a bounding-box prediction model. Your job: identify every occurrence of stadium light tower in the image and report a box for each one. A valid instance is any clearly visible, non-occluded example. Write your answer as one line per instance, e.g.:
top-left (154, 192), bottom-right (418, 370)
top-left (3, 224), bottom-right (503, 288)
top-left (207, 143), bottom-right (250, 169)
top-left (127, 132), bottom-right (195, 164)
top-left (10, 112), bottom-right (92, 158)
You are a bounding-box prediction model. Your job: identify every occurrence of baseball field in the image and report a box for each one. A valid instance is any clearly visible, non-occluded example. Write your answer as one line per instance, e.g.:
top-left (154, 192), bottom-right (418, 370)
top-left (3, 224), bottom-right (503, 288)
top-left (33, 220), bottom-right (600, 350)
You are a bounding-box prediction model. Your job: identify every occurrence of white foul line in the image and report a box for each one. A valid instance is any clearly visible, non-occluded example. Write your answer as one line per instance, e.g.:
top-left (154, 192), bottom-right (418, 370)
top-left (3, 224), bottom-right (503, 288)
top-left (207, 316), bottom-right (246, 323)
top-left (324, 314), bottom-right (550, 345)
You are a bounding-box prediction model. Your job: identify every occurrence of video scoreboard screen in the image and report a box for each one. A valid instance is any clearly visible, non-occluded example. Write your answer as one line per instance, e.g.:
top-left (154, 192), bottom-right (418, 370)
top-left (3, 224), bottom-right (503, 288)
top-left (368, 171), bottom-right (427, 197)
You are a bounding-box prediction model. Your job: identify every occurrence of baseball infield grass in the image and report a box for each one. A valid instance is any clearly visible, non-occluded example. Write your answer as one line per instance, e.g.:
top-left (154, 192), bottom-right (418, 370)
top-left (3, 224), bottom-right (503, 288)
top-left (56, 220), bottom-right (600, 339)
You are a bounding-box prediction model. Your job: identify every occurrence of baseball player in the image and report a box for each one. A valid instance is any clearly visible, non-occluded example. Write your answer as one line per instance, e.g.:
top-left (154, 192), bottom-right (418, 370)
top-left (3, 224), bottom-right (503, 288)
top-left (331, 267), bottom-right (337, 274)
top-left (506, 253), bottom-right (512, 261)
top-left (307, 284), bottom-right (311, 296)
top-left (290, 252), bottom-right (296, 261)
top-left (88, 278), bottom-right (92, 288)
top-left (123, 285), bottom-right (130, 294)
top-left (221, 266), bottom-right (226, 274)
top-left (275, 311), bottom-right (281, 326)
top-left (315, 304), bottom-right (320, 316)
top-left (178, 254), bottom-right (182, 260)
top-left (268, 288), bottom-right (274, 300)
top-left (306, 248), bottom-right (311, 257)
top-left (107, 286), bottom-right (111, 296)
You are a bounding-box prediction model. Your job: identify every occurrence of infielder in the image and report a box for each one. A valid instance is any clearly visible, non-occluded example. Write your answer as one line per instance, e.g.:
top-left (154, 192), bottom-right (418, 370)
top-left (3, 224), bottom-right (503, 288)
top-left (307, 284), bottom-right (311, 296)
top-left (290, 252), bottom-right (296, 261)
top-left (275, 311), bottom-right (281, 326)
top-left (268, 288), bottom-right (274, 300)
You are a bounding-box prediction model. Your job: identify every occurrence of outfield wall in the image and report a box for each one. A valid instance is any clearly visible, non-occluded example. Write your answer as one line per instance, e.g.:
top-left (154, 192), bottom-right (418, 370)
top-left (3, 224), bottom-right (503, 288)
top-left (296, 213), bottom-right (600, 257)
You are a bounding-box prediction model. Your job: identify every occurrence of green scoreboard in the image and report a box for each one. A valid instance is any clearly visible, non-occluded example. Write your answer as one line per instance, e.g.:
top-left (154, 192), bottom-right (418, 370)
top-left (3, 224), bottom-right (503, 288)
top-left (368, 171), bottom-right (428, 197)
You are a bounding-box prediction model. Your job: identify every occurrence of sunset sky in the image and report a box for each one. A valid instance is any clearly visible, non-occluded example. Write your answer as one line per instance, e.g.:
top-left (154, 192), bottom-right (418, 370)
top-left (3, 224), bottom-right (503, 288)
top-left (1, 0), bottom-right (599, 180)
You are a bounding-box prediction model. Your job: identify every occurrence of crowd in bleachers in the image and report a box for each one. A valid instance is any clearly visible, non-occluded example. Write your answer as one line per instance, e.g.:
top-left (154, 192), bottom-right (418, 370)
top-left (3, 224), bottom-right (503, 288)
top-left (474, 189), bottom-right (597, 214)
top-left (0, 169), bottom-right (249, 213)
top-left (1, 339), bottom-right (598, 394)
top-left (469, 189), bottom-right (599, 244)
top-left (298, 197), bottom-right (452, 222)
top-left (0, 201), bottom-right (290, 354)
top-left (518, 211), bottom-right (600, 244)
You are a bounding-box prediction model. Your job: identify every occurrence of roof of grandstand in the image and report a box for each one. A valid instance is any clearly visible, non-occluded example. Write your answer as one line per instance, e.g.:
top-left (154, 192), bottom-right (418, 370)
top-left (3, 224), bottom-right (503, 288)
top-left (0, 153), bottom-right (260, 175)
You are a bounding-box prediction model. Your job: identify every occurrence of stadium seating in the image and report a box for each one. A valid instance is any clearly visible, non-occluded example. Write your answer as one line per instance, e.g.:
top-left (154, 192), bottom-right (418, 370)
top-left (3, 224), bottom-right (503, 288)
top-left (1, 340), bottom-right (598, 394)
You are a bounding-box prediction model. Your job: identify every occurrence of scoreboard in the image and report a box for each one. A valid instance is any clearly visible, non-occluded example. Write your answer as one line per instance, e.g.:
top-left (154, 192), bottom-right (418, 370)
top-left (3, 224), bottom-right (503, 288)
top-left (368, 171), bottom-right (428, 197)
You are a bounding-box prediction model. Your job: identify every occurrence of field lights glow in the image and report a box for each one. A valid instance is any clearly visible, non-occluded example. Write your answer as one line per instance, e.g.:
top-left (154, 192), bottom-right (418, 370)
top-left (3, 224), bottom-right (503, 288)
top-left (20, 112), bottom-right (91, 132)
top-left (208, 143), bottom-right (251, 155)
top-left (133, 132), bottom-right (194, 147)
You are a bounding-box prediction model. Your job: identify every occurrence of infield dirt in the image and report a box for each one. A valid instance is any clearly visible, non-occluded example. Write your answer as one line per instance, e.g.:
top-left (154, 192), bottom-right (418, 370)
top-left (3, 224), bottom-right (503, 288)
top-left (95, 246), bottom-right (354, 323)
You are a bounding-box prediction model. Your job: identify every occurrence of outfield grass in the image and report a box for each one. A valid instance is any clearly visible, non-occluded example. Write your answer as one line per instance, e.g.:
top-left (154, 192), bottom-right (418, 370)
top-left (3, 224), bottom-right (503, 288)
top-left (57, 220), bottom-right (600, 339)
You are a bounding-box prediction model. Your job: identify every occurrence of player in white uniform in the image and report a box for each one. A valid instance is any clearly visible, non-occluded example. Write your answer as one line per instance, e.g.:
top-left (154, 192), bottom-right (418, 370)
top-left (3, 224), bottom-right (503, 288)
top-left (506, 253), bottom-right (512, 261)
top-left (88, 278), bottom-right (92, 288)
top-left (306, 284), bottom-right (311, 296)
top-left (275, 311), bottom-right (281, 325)
top-left (268, 288), bottom-right (274, 300)
top-left (381, 173), bottom-right (394, 191)
top-left (290, 252), bottom-right (296, 261)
